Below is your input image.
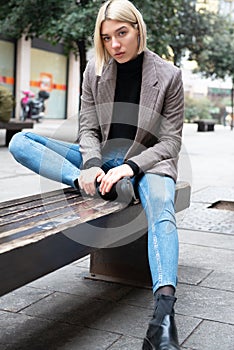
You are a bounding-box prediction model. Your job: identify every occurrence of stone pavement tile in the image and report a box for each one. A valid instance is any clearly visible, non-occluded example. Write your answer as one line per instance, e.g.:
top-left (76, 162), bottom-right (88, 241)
top-left (0, 345), bottom-right (11, 350)
top-left (28, 265), bottom-right (132, 301)
top-left (191, 186), bottom-right (234, 204)
top-left (178, 202), bottom-right (234, 234)
top-left (55, 328), bottom-right (120, 350)
top-left (71, 255), bottom-right (90, 269)
top-left (176, 314), bottom-right (202, 346)
top-left (107, 335), bottom-right (143, 350)
top-left (182, 320), bottom-right (234, 350)
top-left (176, 284), bottom-right (234, 325)
top-left (86, 302), bottom-right (151, 339)
top-left (200, 270), bottom-right (234, 292)
top-left (0, 310), bottom-right (81, 349)
top-left (178, 229), bottom-right (234, 250)
top-left (0, 172), bottom-right (41, 203)
top-left (21, 291), bottom-right (150, 342)
top-left (0, 309), bottom-right (119, 350)
top-left (0, 286), bottom-right (53, 312)
top-left (178, 265), bottom-right (212, 286)
top-left (116, 287), bottom-right (202, 344)
top-left (116, 265), bottom-right (213, 313)
top-left (117, 287), bottom-right (153, 310)
top-left (179, 242), bottom-right (234, 272)
top-left (87, 300), bottom-right (201, 345)
top-left (20, 291), bottom-right (115, 327)
top-left (118, 288), bottom-right (201, 336)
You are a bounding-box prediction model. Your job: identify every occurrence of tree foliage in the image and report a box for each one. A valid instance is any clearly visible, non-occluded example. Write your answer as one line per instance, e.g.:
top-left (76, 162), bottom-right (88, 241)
top-left (0, 0), bottom-right (100, 53)
top-left (190, 15), bottom-right (234, 83)
top-left (126, 0), bottom-right (215, 66)
top-left (189, 14), bottom-right (234, 128)
top-left (0, 0), bottom-right (217, 66)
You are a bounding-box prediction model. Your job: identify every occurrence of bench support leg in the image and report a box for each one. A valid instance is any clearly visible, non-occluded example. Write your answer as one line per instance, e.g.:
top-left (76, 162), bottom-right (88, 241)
top-left (207, 124), bottom-right (214, 131)
top-left (89, 233), bottom-right (152, 288)
top-left (5, 129), bottom-right (21, 146)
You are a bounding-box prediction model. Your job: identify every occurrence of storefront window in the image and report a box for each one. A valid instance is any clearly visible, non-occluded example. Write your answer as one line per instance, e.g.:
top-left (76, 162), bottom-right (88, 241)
top-left (0, 40), bottom-right (15, 93)
top-left (30, 47), bottom-right (67, 119)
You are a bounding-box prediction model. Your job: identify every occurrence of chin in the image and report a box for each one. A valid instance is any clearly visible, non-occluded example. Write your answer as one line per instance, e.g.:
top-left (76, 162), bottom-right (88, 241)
top-left (116, 56), bottom-right (129, 63)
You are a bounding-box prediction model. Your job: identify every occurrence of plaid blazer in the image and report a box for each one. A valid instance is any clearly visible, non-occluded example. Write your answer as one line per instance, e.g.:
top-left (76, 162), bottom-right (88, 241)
top-left (78, 49), bottom-right (184, 182)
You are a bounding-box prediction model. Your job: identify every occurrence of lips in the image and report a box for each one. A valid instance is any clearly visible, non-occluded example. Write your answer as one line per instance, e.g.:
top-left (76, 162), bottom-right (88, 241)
top-left (115, 52), bottom-right (124, 58)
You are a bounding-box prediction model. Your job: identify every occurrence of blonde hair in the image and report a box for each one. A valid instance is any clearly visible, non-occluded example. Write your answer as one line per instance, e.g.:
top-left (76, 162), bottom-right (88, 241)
top-left (94, 0), bottom-right (147, 76)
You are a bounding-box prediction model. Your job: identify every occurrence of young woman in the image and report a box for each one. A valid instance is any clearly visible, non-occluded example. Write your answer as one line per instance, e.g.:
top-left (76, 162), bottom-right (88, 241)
top-left (9, 1), bottom-right (184, 348)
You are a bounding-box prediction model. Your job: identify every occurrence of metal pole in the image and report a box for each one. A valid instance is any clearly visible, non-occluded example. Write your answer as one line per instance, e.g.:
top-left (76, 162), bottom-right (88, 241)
top-left (231, 79), bottom-right (234, 131)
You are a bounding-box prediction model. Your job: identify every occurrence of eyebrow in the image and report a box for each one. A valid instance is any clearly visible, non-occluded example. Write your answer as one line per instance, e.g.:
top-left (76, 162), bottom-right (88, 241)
top-left (101, 26), bottom-right (127, 36)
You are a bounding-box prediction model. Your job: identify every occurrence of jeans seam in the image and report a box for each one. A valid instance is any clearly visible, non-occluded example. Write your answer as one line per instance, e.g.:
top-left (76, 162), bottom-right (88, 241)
top-left (138, 178), bottom-right (163, 287)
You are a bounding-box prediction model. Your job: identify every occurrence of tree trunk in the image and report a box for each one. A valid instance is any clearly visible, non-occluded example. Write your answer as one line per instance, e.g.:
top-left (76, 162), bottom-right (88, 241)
top-left (231, 78), bottom-right (234, 131)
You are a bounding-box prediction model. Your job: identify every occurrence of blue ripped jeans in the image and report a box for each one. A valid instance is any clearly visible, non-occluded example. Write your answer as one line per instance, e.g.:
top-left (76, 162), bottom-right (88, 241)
top-left (9, 132), bottom-right (178, 293)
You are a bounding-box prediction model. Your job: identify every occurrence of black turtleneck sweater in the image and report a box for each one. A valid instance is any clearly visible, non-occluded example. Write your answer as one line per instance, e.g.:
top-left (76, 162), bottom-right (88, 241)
top-left (84, 52), bottom-right (144, 175)
top-left (108, 52), bottom-right (143, 143)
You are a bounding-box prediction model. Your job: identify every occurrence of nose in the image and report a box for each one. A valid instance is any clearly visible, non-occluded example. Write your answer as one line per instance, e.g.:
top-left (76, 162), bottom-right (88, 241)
top-left (111, 37), bottom-right (121, 49)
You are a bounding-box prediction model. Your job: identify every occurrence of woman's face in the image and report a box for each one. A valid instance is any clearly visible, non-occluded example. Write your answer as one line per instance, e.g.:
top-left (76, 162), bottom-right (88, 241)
top-left (101, 20), bottom-right (139, 63)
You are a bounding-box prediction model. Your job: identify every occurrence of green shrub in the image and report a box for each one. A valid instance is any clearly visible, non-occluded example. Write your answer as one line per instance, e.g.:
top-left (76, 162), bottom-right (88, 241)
top-left (184, 95), bottom-right (213, 122)
top-left (0, 86), bottom-right (14, 122)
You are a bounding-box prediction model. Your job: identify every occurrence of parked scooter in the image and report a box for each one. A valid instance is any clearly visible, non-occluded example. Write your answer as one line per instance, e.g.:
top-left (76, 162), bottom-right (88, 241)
top-left (20, 90), bottom-right (50, 122)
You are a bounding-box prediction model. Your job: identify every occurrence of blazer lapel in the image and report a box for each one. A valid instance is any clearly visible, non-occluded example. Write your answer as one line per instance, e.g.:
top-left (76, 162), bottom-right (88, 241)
top-left (137, 50), bottom-right (159, 134)
top-left (96, 60), bottom-right (117, 139)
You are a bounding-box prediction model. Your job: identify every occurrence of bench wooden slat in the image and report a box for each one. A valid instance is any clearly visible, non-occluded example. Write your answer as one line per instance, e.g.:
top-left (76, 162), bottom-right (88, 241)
top-left (0, 187), bottom-right (78, 211)
top-left (0, 191), bottom-right (126, 254)
top-left (0, 191), bottom-right (86, 224)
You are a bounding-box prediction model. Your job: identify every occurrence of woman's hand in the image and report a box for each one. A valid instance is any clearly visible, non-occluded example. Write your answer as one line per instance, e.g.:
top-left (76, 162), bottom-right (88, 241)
top-left (78, 167), bottom-right (105, 196)
top-left (99, 164), bottom-right (134, 195)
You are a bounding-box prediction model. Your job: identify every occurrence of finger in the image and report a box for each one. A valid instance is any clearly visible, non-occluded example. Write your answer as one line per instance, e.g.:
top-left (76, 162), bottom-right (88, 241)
top-left (90, 183), bottom-right (96, 196)
top-left (102, 177), bottom-right (116, 194)
top-left (84, 185), bottom-right (92, 195)
top-left (99, 175), bottom-right (110, 193)
top-left (99, 171), bottom-right (115, 192)
top-left (96, 172), bottom-right (105, 183)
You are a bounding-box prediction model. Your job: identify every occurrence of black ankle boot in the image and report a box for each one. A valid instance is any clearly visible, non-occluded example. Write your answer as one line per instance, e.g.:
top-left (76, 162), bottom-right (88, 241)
top-left (142, 294), bottom-right (180, 350)
top-left (97, 177), bottom-right (136, 204)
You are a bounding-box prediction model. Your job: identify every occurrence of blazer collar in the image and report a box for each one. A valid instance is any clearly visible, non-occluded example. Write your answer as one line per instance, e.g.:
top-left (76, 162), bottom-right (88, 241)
top-left (97, 49), bottom-right (158, 103)
top-left (141, 49), bottom-right (158, 89)
top-left (96, 59), bottom-right (117, 107)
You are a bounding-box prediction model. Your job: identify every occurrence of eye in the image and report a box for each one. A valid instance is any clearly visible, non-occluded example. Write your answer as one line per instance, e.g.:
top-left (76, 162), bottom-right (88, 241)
top-left (102, 36), bottom-right (110, 42)
top-left (118, 30), bottom-right (127, 37)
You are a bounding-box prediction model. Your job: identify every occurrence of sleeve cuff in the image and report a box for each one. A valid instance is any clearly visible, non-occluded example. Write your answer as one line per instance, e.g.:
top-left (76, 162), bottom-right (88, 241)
top-left (83, 157), bottom-right (102, 169)
top-left (124, 160), bottom-right (140, 176)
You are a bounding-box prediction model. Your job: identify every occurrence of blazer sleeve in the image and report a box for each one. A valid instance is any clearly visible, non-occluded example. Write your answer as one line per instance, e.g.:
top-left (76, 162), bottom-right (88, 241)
top-left (126, 68), bottom-right (184, 173)
top-left (78, 60), bottom-right (102, 168)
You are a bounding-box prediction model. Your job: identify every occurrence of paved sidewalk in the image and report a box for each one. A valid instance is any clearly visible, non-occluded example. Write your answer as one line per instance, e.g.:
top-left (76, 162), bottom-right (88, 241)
top-left (0, 121), bottom-right (234, 349)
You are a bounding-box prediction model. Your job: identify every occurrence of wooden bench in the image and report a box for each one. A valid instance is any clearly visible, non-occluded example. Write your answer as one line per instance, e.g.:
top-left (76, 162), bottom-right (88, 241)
top-left (194, 119), bottom-right (216, 132)
top-left (0, 181), bottom-right (191, 297)
top-left (0, 119), bottom-right (34, 146)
